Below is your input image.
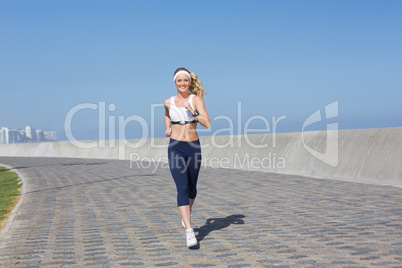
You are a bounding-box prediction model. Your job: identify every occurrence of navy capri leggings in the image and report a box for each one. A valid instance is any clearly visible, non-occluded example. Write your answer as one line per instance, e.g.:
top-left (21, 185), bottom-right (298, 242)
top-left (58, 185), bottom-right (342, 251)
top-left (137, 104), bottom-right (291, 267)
top-left (168, 138), bottom-right (202, 207)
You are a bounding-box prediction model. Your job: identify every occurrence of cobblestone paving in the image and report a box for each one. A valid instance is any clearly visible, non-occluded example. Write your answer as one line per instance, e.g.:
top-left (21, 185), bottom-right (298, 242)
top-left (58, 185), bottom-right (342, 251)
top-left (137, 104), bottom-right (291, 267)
top-left (0, 157), bottom-right (401, 267)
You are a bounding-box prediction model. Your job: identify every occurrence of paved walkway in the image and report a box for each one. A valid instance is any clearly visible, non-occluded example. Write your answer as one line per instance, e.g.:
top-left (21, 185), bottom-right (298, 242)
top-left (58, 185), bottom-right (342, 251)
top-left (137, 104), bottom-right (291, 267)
top-left (0, 157), bottom-right (401, 267)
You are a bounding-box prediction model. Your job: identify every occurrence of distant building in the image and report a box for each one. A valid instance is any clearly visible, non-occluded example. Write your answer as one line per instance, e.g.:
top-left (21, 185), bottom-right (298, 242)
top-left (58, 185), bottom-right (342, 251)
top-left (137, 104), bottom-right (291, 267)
top-left (0, 127), bottom-right (22, 144)
top-left (8, 129), bottom-right (22, 143)
top-left (18, 129), bottom-right (27, 143)
top-left (25, 125), bottom-right (37, 141)
top-left (0, 127), bottom-right (8, 144)
top-left (0, 125), bottom-right (56, 144)
top-left (44, 131), bottom-right (57, 141)
top-left (36, 130), bottom-right (44, 141)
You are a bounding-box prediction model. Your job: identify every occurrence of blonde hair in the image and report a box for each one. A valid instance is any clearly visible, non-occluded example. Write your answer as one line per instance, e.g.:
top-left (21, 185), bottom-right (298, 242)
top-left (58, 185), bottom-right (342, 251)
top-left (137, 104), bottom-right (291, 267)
top-left (174, 67), bottom-right (206, 98)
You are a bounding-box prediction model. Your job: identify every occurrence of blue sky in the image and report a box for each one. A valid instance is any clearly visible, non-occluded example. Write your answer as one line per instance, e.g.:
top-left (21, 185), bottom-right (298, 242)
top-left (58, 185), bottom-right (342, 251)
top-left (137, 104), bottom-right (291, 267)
top-left (1, 0), bottom-right (401, 141)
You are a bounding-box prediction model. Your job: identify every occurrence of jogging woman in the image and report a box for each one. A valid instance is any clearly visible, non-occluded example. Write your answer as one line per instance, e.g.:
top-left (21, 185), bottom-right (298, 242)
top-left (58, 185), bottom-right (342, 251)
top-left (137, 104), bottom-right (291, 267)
top-left (163, 67), bottom-right (210, 248)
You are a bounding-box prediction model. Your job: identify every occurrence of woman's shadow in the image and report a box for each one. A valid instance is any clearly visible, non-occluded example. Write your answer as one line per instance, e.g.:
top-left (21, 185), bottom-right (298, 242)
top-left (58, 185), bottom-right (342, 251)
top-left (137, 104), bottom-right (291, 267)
top-left (191, 214), bottom-right (246, 249)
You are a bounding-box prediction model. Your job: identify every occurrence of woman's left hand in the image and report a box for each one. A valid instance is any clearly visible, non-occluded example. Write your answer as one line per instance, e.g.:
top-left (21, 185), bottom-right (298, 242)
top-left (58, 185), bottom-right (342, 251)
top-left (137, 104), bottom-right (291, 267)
top-left (184, 102), bottom-right (195, 114)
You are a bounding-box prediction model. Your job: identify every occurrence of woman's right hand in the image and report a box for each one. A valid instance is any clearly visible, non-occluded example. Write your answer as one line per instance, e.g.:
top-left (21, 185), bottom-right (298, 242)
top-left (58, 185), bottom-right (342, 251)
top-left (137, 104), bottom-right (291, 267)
top-left (165, 128), bottom-right (172, 137)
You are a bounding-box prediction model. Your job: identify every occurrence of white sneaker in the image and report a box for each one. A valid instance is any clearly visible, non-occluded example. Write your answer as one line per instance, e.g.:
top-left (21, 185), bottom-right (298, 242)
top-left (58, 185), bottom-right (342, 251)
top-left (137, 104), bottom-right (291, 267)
top-left (185, 228), bottom-right (198, 247)
top-left (181, 210), bottom-right (192, 228)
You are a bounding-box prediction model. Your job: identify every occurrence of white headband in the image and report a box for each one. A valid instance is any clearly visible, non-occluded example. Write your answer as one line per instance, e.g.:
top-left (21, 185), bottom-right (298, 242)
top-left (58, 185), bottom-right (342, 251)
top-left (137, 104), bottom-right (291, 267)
top-left (173, 70), bottom-right (192, 82)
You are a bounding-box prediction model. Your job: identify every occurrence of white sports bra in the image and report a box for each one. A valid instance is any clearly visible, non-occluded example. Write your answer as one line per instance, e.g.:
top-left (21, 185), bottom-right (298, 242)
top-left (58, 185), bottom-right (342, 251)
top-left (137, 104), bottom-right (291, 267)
top-left (169, 95), bottom-right (197, 124)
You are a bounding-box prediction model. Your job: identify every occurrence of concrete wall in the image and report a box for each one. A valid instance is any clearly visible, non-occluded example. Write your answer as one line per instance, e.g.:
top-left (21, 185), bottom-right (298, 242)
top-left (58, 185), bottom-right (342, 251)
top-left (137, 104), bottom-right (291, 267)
top-left (0, 127), bottom-right (401, 186)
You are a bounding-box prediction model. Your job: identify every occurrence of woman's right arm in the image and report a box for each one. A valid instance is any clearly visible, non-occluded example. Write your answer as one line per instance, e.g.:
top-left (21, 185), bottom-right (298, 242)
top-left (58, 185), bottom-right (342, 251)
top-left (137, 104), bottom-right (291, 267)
top-left (164, 99), bottom-right (172, 137)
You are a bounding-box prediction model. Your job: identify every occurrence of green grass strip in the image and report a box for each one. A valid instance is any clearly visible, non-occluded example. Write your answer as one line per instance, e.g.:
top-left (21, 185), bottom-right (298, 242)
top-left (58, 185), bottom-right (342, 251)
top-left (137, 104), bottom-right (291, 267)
top-left (0, 166), bottom-right (22, 228)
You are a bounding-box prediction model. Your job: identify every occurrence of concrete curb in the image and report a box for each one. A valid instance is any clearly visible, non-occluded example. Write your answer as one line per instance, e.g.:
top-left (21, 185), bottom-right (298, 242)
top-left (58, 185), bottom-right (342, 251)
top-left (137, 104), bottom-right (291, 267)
top-left (0, 163), bottom-right (27, 240)
top-left (0, 127), bottom-right (401, 186)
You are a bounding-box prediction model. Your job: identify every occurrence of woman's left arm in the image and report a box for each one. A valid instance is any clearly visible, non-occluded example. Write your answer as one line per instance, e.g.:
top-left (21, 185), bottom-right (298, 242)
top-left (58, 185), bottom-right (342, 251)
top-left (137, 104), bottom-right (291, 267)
top-left (188, 96), bottom-right (211, 128)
